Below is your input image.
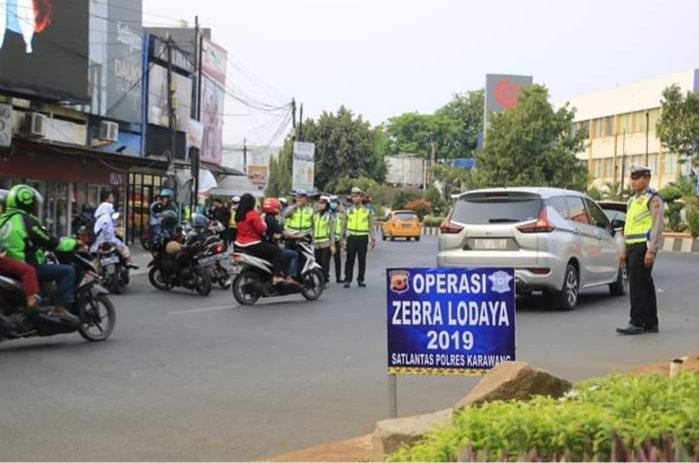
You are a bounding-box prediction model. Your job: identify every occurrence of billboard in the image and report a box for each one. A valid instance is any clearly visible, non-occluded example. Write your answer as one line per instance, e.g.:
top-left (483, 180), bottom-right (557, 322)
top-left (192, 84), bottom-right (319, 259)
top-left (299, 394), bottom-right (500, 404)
top-left (387, 267), bottom-right (516, 376)
top-left (148, 64), bottom-right (192, 131)
top-left (0, 0), bottom-right (90, 102)
top-left (485, 74), bottom-right (533, 113)
top-left (292, 141), bottom-right (315, 192)
top-left (105, 0), bottom-right (143, 123)
top-left (200, 39), bottom-right (227, 166)
top-left (247, 165), bottom-right (268, 190)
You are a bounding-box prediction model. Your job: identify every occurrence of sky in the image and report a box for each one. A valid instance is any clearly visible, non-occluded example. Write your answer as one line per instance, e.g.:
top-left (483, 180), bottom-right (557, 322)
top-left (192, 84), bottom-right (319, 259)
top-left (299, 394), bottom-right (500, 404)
top-left (143, 0), bottom-right (699, 147)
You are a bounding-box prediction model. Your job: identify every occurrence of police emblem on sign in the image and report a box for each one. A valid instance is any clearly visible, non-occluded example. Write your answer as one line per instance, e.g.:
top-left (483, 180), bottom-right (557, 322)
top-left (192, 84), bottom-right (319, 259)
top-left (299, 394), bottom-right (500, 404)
top-left (389, 270), bottom-right (410, 294)
top-left (489, 271), bottom-right (513, 294)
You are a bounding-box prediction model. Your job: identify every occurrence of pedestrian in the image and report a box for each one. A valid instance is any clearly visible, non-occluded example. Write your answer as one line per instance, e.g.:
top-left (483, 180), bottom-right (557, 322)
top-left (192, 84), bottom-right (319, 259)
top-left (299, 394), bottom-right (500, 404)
top-left (228, 196), bottom-right (240, 250)
top-left (344, 187), bottom-right (376, 288)
top-left (330, 195), bottom-right (345, 283)
top-left (209, 198), bottom-right (231, 247)
top-left (617, 165), bottom-right (665, 335)
top-left (312, 195), bottom-right (335, 285)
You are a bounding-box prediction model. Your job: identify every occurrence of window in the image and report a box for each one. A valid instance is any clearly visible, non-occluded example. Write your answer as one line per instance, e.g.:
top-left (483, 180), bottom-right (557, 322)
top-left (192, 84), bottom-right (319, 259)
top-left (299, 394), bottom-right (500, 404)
top-left (618, 113), bottom-right (631, 134)
top-left (452, 192), bottom-right (542, 225)
top-left (648, 108), bottom-right (660, 131)
top-left (593, 118), bottom-right (603, 138)
top-left (648, 153), bottom-right (658, 175)
top-left (547, 196), bottom-right (569, 219)
top-left (566, 197), bottom-right (590, 224)
top-left (632, 111), bottom-right (648, 133)
top-left (665, 153), bottom-right (677, 175)
top-left (603, 158), bottom-right (613, 178)
top-left (603, 116), bottom-right (614, 137)
top-left (579, 120), bottom-right (590, 139)
top-left (592, 159), bottom-right (602, 178)
top-left (584, 198), bottom-right (611, 229)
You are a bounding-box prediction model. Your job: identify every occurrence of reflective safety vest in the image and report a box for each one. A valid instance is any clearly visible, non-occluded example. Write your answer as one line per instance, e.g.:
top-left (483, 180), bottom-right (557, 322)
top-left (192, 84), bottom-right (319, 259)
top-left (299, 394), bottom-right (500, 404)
top-left (346, 206), bottom-right (370, 236)
top-left (624, 190), bottom-right (657, 245)
top-left (334, 212), bottom-right (344, 239)
top-left (230, 208), bottom-right (237, 228)
top-left (313, 213), bottom-right (331, 243)
top-left (285, 206), bottom-right (313, 234)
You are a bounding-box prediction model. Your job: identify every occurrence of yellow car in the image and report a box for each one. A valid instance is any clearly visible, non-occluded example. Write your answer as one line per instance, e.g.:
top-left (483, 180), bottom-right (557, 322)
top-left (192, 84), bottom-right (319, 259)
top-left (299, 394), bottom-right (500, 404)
top-left (382, 210), bottom-right (422, 241)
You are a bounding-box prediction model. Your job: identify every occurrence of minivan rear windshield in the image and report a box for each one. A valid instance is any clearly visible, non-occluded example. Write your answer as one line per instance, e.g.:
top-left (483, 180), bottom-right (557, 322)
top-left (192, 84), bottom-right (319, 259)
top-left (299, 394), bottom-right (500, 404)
top-left (452, 192), bottom-right (542, 225)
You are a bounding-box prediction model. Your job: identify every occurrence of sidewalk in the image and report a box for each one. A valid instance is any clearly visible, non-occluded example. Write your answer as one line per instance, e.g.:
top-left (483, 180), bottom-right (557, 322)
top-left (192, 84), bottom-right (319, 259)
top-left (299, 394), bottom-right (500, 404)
top-left (130, 247), bottom-right (152, 276)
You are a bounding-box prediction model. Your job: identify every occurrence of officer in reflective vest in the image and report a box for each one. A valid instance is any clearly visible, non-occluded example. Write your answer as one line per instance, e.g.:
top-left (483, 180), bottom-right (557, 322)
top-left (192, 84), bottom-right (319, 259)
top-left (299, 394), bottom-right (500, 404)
top-left (330, 195), bottom-right (345, 283)
top-left (617, 165), bottom-right (665, 335)
top-left (343, 187), bottom-right (375, 288)
top-left (284, 190), bottom-right (314, 236)
top-left (312, 196), bottom-right (335, 284)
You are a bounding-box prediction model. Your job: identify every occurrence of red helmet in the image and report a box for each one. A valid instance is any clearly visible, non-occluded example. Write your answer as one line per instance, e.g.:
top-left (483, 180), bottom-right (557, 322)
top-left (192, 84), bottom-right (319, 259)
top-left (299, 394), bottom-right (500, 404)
top-left (262, 197), bottom-right (281, 215)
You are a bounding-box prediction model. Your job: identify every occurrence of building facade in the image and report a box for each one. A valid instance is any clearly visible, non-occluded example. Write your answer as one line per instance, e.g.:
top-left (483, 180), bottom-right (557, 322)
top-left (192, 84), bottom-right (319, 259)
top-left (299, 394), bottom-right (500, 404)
top-left (562, 69), bottom-right (699, 191)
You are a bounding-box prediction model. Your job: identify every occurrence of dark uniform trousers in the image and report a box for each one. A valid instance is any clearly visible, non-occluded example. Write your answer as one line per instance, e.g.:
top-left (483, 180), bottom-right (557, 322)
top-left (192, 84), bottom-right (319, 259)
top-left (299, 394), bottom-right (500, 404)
top-left (314, 247), bottom-right (332, 284)
top-left (626, 242), bottom-right (658, 328)
top-left (345, 235), bottom-right (368, 283)
top-left (333, 239), bottom-right (343, 282)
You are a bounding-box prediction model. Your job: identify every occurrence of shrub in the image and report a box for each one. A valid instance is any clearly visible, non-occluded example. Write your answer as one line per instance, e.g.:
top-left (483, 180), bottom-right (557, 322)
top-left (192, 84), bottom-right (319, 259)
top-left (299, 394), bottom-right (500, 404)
top-left (422, 215), bottom-right (445, 227)
top-left (390, 373), bottom-right (699, 462)
top-left (392, 190), bottom-right (423, 211)
top-left (686, 198), bottom-right (699, 238)
top-left (404, 199), bottom-right (432, 220)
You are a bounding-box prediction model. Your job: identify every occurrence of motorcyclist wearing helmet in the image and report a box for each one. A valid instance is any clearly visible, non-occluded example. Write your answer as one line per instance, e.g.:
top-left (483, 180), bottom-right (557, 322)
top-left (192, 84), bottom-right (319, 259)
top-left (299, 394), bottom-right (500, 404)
top-left (0, 185), bottom-right (79, 322)
top-left (206, 198), bottom-right (231, 247)
top-left (158, 209), bottom-right (180, 248)
top-left (149, 188), bottom-right (176, 242)
top-left (0, 189), bottom-right (41, 319)
top-left (91, 190), bottom-right (138, 268)
top-left (262, 197), bottom-right (300, 284)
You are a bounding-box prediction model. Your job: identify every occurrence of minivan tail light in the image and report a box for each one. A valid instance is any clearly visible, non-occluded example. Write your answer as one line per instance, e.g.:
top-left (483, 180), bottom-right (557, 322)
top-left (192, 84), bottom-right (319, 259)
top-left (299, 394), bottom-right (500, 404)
top-left (439, 215), bottom-right (463, 234)
top-left (517, 208), bottom-right (555, 233)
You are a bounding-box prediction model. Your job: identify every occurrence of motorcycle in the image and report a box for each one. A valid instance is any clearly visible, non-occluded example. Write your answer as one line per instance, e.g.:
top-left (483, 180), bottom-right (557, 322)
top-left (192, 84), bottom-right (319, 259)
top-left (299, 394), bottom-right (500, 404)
top-left (147, 237), bottom-right (212, 296)
top-left (230, 237), bottom-right (324, 306)
top-left (185, 221), bottom-right (230, 290)
top-left (95, 241), bottom-right (129, 295)
top-left (0, 250), bottom-right (116, 343)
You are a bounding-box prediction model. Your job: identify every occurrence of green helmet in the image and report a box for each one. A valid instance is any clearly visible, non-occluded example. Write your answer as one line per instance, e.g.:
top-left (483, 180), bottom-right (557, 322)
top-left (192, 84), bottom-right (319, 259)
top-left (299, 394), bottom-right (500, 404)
top-left (7, 184), bottom-right (43, 214)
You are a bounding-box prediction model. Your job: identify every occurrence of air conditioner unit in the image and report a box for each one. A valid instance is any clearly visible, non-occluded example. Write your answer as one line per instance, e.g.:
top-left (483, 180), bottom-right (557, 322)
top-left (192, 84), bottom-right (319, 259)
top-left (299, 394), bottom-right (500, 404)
top-left (99, 121), bottom-right (119, 142)
top-left (23, 112), bottom-right (45, 138)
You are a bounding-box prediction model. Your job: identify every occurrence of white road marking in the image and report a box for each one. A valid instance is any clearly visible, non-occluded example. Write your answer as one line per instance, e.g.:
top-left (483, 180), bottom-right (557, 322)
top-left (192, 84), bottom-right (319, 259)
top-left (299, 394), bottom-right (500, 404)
top-left (169, 305), bottom-right (235, 315)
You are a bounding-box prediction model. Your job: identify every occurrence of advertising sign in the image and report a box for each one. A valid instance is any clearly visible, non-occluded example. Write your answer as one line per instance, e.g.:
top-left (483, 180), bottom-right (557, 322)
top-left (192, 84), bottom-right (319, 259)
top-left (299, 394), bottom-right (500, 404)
top-left (292, 142), bottom-right (315, 192)
top-left (0, 103), bottom-right (13, 147)
top-left (386, 267), bottom-right (516, 376)
top-left (148, 64), bottom-right (192, 131)
top-left (0, 0), bottom-right (90, 102)
top-left (106, 0), bottom-right (143, 123)
top-left (485, 74), bottom-right (533, 113)
top-left (247, 165), bottom-right (269, 190)
top-left (200, 39), bottom-right (227, 166)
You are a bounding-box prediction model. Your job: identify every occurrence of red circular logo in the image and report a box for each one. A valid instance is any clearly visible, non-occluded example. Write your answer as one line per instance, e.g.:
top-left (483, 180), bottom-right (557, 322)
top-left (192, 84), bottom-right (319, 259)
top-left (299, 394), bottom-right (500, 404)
top-left (494, 78), bottom-right (523, 109)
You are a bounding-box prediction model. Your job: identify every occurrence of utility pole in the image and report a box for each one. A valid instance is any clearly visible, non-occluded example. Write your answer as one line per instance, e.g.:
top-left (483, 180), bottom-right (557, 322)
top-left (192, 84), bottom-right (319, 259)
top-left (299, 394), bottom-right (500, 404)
top-left (243, 138), bottom-right (247, 174)
top-left (190, 16), bottom-right (200, 214)
top-left (298, 103), bottom-right (304, 141)
top-left (644, 111), bottom-right (650, 167)
top-left (620, 129), bottom-right (627, 197)
top-left (291, 98), bottom-right (297, 129)
top-left (166, 35), bottom-right (176, 190)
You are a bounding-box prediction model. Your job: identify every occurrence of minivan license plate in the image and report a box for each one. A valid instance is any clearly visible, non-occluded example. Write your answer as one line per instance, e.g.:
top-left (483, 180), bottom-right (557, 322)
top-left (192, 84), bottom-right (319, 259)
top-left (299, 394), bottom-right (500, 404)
top-left (474, 238), bottom-right (508, 250)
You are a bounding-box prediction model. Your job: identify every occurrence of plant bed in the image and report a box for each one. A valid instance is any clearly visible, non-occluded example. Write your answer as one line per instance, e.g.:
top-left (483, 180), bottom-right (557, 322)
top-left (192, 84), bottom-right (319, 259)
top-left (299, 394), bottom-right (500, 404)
top-left (390, 373), bottom-right (699, 462)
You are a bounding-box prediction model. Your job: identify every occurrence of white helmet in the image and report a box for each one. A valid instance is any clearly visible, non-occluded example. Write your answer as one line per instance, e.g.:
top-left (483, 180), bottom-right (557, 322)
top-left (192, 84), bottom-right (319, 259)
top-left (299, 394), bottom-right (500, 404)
top-left (232, 196), bottom-right (241, 204)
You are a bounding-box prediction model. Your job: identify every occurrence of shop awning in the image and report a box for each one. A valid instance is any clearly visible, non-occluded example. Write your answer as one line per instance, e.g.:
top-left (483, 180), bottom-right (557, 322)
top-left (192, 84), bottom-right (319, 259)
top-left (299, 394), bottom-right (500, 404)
top-left (209, 175), bottom-right (263, 198)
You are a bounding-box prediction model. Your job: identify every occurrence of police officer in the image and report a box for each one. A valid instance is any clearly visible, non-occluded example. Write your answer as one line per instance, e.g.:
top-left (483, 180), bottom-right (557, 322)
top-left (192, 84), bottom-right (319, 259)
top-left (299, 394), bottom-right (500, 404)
top-left (343, 187), bottom-right (375, 288)
top-left (330, 195), bottom-right (345, 283)
top-left (312, 196), bottom-right (335, 284)
top-left (617, 165), bottom-right (665, 335)
top-left (283, 190), bottom-right (314, 237)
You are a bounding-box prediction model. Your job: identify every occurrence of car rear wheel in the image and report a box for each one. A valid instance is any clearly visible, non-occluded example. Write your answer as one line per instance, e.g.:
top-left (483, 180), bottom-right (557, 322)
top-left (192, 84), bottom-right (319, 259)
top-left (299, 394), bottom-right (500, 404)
top-left (554, 263), bottom-right (579, 311)
top-left (609, 265), bottom-right (628, 296)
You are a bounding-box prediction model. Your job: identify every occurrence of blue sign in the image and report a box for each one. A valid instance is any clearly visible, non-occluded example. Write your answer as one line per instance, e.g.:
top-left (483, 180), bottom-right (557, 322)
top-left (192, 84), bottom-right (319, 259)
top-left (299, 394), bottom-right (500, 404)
top-left (387, 267), bottom-right (516, 376)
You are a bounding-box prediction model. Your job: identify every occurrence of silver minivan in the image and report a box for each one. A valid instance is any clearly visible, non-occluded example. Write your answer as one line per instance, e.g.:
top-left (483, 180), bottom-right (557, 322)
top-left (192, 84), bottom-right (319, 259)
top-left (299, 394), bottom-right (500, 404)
top-left (437, 187), bottom-right (627, 310)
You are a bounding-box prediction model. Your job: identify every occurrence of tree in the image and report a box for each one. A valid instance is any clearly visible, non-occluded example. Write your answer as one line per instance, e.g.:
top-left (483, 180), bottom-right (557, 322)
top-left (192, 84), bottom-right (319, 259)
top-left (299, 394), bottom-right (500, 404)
top-left (475, 85), bottom-right (587, 190)
top-left (431, 164), bottom-right (482, 198)
top-left (384, 89), bottom-right (484, 161)
top-left (656, 84), bottom-right (699, 163)
top-left (265, 135), bottom-right (293, 197)
top-left (303, 106), bottom-right (386, 192)
top-left (424, 185), bottom-right (448, 216)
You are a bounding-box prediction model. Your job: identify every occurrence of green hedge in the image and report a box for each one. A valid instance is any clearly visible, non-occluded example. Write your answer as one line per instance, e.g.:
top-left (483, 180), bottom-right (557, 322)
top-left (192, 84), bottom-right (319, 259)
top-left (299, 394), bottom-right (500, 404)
top-left (390, 373), bottom-right (699, 462)
top-left (422, 216), bottom-right (446, 227)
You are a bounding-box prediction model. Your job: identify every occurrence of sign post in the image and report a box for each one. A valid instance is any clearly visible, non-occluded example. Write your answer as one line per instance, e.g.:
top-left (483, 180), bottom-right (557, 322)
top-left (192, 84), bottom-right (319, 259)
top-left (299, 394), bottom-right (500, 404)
top-left (292, 141), bottom-right (315, 192)
top-left (386, 267), bottom-right (516, 415)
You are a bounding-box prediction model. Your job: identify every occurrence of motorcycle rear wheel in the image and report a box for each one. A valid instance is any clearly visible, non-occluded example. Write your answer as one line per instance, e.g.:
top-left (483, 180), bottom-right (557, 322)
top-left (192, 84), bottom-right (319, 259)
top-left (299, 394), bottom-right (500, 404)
top-left (79, 294), bottom-right (116, 342)
top-left (232, 269), bottom-right (261, 305)
top-left (195, 267), bottom-right (212, 296)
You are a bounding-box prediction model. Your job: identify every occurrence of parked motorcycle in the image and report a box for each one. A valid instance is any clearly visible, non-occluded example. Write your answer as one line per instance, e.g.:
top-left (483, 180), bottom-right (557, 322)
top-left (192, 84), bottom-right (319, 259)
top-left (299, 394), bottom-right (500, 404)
top-left (0, 250), bottom-right (116, 343)
top-left (96, 241), bottom-right (130, 295)
top-left (230, 237), bottom-right (324, 305)
top-left (148, 238), bottom-right (212, 296)
top-left (185, 220), bottom-right (230, 290)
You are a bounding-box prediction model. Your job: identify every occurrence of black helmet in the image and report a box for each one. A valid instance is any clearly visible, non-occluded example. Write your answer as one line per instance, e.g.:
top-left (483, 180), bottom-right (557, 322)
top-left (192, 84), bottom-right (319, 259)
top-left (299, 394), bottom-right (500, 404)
top-left (159, 210), bottom-right (178, 229)
top-left (190, 213), bottom-right (209, 231)
top-left (0, 189), bottom-right (8, 211)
